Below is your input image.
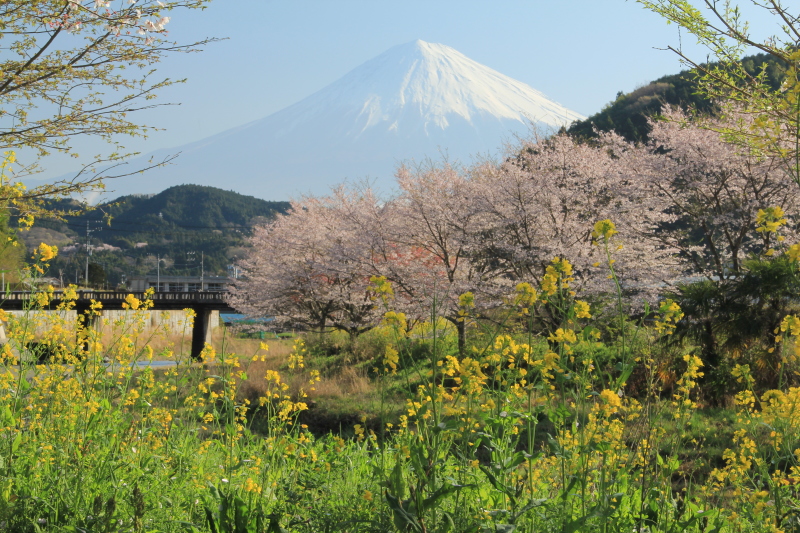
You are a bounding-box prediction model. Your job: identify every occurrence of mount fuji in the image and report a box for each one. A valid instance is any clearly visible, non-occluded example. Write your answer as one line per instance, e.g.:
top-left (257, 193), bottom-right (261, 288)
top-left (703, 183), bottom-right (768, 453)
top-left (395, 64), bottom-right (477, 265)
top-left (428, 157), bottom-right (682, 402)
top-left (96, 40), bottom-right (585, 201)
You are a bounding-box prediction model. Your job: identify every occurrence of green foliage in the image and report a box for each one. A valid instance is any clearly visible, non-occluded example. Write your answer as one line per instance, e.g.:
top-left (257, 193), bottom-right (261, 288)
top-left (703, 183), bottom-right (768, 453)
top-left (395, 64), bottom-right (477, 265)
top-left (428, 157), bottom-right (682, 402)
top-left (5, 245), bottom-right (800, 532)
top-left (0, 2), bottom-right (214, 209)
top-left (567, 52), bottom-right (786, 143)
top-left (87, 263), bottom-right (106, 288)
top-left (638, 1), bottom-right (800, 184)
top-left (668, 256), bottom-right (800, 391)
top-left (0, 212), bottom-right (26, 286)
top-left (95, 185), bottom-right (290, 230)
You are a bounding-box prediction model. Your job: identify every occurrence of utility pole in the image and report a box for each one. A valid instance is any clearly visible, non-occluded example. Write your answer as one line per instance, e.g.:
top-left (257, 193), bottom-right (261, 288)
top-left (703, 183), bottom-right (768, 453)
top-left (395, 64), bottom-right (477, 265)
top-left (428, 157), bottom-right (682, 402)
top-left (187, 251), bottom-right (205, 290)
top-left (157, 254), bottom-right (161, 292)
top-left (84, 221), bottom-right (101, 287)
top-left (85, 221), bottom-right (90, 285)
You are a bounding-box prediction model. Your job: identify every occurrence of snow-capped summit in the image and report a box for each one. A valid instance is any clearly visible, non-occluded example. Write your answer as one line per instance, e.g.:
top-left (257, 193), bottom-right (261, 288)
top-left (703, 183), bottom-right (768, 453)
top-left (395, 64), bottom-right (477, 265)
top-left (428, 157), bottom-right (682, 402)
top-left (276, 40), bottom-right (582, 138)
top-left (96, 40), bottom-right (585, 200)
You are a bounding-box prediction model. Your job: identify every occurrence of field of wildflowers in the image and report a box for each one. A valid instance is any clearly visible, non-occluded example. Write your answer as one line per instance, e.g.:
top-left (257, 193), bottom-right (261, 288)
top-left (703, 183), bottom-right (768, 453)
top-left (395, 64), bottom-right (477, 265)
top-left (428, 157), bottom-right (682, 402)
top-left (2, 221), bottom-right (800, 532)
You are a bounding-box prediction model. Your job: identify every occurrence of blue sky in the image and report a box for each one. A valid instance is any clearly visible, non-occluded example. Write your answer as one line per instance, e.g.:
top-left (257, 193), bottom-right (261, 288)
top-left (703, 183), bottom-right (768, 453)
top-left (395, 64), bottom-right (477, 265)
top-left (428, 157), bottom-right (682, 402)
top-left (33, 0), bottom-right (779, 179)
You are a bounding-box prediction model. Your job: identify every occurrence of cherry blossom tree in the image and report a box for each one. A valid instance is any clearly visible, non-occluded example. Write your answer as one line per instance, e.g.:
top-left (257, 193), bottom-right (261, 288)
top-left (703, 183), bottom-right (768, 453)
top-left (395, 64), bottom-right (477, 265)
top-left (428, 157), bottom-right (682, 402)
top-left (469, 132), bottom-right (680, 300)
top-left (608, 107), bottom-right (800, 280)
top-left (638, 0), bottom-right (800, 184)
top-left (235, 108), bottom-right (800, 345)
top-left (230, 192), bottom-right (384, 340)
top-left (388, 161), bottom-right (508, 353)
top-left (0, 0), bottom-right (214, 216)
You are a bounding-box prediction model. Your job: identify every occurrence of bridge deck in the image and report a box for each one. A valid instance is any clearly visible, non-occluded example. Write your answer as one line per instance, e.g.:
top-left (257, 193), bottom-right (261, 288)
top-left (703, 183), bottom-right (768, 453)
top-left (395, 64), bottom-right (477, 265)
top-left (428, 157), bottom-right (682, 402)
top-left (0, 290), bottom-right (235, 312)
top-left (0, 291), bottom-right (238, 359)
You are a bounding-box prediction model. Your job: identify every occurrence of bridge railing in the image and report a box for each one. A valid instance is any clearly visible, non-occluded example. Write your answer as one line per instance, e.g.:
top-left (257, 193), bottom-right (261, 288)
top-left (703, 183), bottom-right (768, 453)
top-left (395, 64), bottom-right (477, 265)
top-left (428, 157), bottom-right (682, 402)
top-left (0, 290), bottom-right (230, 303)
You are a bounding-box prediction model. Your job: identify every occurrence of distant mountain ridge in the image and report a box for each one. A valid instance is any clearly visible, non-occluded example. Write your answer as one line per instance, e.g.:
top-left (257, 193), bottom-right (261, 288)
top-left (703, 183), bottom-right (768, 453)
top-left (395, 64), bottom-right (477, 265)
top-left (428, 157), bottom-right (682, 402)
top-left (94, 184), bottom-right (289, 231)
top-left (29, 185), bottom-right (290, 286)
top-left (77, 40), bottom-right (584, 201)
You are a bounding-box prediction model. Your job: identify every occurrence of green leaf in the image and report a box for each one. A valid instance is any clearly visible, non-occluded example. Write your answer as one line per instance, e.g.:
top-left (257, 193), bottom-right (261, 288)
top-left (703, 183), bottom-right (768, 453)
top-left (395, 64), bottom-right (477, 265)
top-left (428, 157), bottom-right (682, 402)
top-left (503, 451), bottom-right (527, 471)
top-left (233, 496), bottom-right (248, 533)
top-left (386, 492), bottom-right (423, 533)
top-left (614, 366), bottom-right (633, 389)
top-left (266, 513), bottom-right (288, 533)
top-left (11, 432), bottom-right (21, 454)
top-left (1, 406), bottom-right (14, 427)
top-left (562, 515), bottom-right (590, 533)
top-left (560, 476), bottom-right (579, 500)
top-left (437, 511), bottom-right (455, 533)
top-left (389, 454), bottom-right (408, 499)
top-left (205, 507), bottom-right (218, 533)
top-left (511, 499), bottom-right (548, 521)
top-left (421, 483), bottom-right (463, 512)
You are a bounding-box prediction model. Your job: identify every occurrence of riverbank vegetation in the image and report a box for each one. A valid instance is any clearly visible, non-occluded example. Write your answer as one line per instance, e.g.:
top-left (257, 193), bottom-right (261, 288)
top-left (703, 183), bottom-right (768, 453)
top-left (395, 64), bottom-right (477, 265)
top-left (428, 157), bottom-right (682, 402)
top-left (4, 212), bottom-right (800, 531)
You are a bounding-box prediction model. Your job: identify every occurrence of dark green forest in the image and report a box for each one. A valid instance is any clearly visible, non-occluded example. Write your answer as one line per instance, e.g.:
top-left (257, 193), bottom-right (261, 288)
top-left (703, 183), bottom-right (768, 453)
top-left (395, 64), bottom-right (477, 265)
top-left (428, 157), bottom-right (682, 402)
top-left (17, 185), bottom-right (289, 288)
top-left (567, 52), bottom-right (786, 142)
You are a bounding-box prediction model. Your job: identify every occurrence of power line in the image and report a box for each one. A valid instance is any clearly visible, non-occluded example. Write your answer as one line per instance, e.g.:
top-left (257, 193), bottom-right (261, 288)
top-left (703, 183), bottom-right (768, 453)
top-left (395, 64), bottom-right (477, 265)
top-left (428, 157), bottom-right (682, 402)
top-left (58, 222), bottom-right (249, 238)
top-left (77, 218), bottom-right (257, 230)
top-left (62, 220), bottom-right (254, 231)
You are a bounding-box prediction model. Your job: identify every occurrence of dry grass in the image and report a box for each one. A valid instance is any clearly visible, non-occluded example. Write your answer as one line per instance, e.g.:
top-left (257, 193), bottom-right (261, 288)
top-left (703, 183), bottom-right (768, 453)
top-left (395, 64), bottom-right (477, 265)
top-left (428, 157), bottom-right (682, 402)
top-left (312, 366), bottom-right (373, 399)
top-left (236, 356), bottom-right (373, 402)
top-left (230, 337), bottom-right (377, 425)
top-left (112, 324), bottom-right (385, 432)
top-left (95, 323), bottom-right (294, 362)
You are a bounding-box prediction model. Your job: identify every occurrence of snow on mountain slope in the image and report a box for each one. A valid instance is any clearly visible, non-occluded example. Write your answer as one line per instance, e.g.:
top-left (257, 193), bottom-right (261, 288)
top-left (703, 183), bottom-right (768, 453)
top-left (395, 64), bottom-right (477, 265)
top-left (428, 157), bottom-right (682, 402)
top-left (270, 39), bottom-right (583, 135)
top-left (86, 40), bottom-right (585, 201)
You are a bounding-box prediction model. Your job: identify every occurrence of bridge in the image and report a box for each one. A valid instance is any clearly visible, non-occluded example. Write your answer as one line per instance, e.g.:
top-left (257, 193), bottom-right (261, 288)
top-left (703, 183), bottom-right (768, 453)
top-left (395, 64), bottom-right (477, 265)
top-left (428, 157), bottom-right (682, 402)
top-left (0, 291), bottom-right (237, 360)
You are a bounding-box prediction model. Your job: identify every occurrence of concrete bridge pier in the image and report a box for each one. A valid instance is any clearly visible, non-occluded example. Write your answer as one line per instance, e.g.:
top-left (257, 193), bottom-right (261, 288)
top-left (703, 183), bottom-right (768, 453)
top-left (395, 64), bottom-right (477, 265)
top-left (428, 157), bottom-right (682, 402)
top-left (74, 300), bottom-right (102, 351)
top-left (190, 307), bottom-right (216, 360)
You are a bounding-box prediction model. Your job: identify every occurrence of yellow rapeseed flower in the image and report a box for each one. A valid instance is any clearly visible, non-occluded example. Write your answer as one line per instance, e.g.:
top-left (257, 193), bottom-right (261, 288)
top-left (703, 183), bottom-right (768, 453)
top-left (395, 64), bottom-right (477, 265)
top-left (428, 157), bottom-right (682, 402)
top-left (592, 219), bottom-right (618, 244)
top-left (574, 300), bottom-right (591, 319)
top-left (35, 242), bottom-right (57, 262)
top-left (368, 275), bottom-right (394, 303)
top-left (756, 206), bottom-right (787, 234)
top-left (654, 299), bottom-right (684, 335)
top-left (514, 282), bottom-right (538, 313)
top-left (123, 294), bottom-right (141, 310)
top-left (288, 338), bottom-right (306, 369)
top-left (787, 243), bottom-right (800, 262)
top-left (599, 389), bottom-right (622, 416)
top-left (383, 311), bottom-right (408, 333)
top-left (384, 346), bottom-right (399, 374)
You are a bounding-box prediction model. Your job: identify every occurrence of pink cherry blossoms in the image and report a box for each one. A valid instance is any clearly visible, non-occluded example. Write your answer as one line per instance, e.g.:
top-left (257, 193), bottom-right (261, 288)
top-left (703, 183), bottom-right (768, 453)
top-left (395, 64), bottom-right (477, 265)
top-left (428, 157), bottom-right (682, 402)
top-left (232, 109), bottom-right (800, 337)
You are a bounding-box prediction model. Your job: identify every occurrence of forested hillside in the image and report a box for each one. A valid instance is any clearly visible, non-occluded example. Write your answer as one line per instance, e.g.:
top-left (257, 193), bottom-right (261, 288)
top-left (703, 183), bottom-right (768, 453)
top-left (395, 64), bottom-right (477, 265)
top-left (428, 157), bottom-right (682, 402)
top-left (567, 52), bottom-right (786, 142)
top-left (19, 185), bottom-right (290, 287)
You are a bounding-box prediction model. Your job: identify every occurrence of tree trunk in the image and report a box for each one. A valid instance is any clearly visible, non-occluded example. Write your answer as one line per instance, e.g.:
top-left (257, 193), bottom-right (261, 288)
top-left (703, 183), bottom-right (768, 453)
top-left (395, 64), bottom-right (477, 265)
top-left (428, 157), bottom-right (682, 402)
top-left (456, 320), bottom-right (466, 356)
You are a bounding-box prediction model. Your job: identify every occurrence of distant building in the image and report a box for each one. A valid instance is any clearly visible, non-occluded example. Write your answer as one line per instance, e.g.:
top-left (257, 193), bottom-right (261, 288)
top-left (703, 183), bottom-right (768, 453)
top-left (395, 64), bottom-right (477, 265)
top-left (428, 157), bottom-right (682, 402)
top-left (61, 243), bottom-right (122, 254)
top-left (227, 264), bottom-right (243, 279)
top-left (127, 275), bottom-right (230, 292)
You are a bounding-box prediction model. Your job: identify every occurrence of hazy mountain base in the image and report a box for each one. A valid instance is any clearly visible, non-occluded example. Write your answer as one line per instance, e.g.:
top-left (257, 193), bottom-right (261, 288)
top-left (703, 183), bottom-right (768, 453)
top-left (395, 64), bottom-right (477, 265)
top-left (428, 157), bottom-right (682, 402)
top-left (45, 40), bottom-right (585, 201)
